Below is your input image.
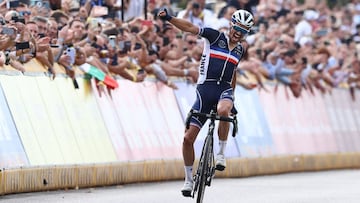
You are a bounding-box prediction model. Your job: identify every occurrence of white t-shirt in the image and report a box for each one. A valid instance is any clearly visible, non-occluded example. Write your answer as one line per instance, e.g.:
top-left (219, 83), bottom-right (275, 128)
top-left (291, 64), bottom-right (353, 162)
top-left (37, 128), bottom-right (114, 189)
top-left (177, 10), bottom-right (204, 28)
top-left (177, 8), bottom-right (216, 28)
top-left (116, 0), bottom-right (144, 22)
top-left (294, 20), bottom-right (312, 43)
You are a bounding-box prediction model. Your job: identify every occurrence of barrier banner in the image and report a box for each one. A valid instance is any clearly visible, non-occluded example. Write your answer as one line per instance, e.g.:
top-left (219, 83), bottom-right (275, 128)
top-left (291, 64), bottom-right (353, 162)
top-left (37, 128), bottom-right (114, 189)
top-left (173, 82), bottom-right (197, 120)
top-left (308, 91), bottom-right (338, 154)
top-left (259, 88), bottom-right (338, 155)
top-left (15, 76), bottom-right (64, 164)
top-left (111, 80), bottom-right (163, 160)
top-left (55, 78), bottom-right (117, 163)
top-left (91, 79), bottom-right (133, 161)
top-left (258, 88), bottom-right (288, 155)
top-left (36, 77), bottom-right (84, 164)
top-left (111, 80), bottom-right (183, 160)
top-left (329, 89), bottom-right (360, 152)
top-left (234, 86), bottom-right (274, 157)
top-left (300, 90), bottom-right (336, 154)
top-left (297, 92), bottom-right (324, 154)
top-left (348, 91), bottom-right (360, 151)
top-left (0, 75), bottom-right (46, 165)
top-left (0, 82), bottom-right (28, 168)
top-left (155, 82), bottom-right (184, 157)
top-left (340, 89), bottom-right (360, 151)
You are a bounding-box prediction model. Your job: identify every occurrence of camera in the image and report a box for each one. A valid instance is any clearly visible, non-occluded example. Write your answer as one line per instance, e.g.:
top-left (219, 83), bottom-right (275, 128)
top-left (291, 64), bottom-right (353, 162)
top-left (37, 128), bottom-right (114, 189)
top-left (11, 16), bottom-right (25, 24)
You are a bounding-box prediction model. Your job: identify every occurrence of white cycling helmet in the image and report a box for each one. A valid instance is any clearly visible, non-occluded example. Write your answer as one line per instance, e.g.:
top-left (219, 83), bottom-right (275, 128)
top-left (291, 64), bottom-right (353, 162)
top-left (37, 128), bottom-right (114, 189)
top-left (231, 9), bottom-right (254, 32)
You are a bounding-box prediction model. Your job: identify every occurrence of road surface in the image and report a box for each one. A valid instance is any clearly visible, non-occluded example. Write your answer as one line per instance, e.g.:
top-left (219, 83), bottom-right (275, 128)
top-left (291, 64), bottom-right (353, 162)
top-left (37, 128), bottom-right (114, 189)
top-left (1, 169), bottom-right (359, 203)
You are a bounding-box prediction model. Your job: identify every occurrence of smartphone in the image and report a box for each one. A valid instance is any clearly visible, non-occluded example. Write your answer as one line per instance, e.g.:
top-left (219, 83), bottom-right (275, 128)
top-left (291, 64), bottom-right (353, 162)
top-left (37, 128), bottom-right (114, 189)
top-left (134, 43), bottom-right (142, 50)
top-left (256, 49), bottom-right (262, 55)
top-left (301, 57), bottom-right (308, 64)
top-left (118, 41), bottom-right (125, 49)
top-left (30, 0), bottom-right (50, 9)
top-left (123, 41), bottom-right (131, 52)
top-left (1, 27), bottom-right (15, 35)
top-left (137, 69), bottom-right (145, 75)
top-left (108, 35), bottom-right (116, 48)
top-left (7, 0), bottom-right (19, 8)
top-left (316, 29), bottom-right (328, 37)
top-left (163, 37), bottom-right (170, 46)
top-left (38, 33), bottom-right (46, 38)
top-left (92, 6), bottom-right (108, 17)
top-left (16, 42), bottom-right (30, 50)
top-left (65, 47), bottom-right (76, 65)
top-left (110, 53), bottom-right (118, 66)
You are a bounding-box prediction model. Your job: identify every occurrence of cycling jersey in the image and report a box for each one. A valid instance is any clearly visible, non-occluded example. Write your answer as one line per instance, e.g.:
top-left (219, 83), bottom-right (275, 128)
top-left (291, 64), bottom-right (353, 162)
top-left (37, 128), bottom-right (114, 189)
top-left (190, 28), bottom-right (246, 128)
top-left (197, 27), bottom-right (246, 85)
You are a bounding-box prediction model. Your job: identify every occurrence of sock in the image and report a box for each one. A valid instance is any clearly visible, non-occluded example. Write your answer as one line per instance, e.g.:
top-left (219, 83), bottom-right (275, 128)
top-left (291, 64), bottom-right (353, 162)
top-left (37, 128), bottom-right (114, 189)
top-left (218, 140), bottom-right (227, 155)
top-left (184, 166), bottom-right (193, 182)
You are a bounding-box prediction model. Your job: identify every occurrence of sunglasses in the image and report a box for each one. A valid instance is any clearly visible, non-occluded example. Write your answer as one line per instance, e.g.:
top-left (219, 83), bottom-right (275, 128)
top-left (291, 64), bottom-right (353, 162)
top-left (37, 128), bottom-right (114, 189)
top-left (19, 11), bottom-right (31, 16)
top-left (232, 25), bottom-right (249, 35)
top-left (187, 40), bottom-right (197, 45)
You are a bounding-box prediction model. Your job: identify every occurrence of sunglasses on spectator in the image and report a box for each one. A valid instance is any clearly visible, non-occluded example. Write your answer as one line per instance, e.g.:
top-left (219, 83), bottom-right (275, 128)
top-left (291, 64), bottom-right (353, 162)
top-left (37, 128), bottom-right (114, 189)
top-left (232, 25), bottom-right (249, 35)
top-left (19, 11), bottom-right (31, 16)
top-left (187, 40), bottom-right (197, 45)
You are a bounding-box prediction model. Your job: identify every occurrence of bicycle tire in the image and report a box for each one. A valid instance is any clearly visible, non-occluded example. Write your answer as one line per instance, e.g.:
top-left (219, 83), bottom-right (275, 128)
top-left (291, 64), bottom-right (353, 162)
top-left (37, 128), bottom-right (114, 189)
top-left (196, 134), bottom-right (213, 203)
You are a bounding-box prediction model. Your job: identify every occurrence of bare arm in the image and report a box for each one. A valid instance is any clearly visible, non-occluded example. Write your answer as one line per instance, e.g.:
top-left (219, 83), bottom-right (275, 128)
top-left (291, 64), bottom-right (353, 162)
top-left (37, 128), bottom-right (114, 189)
top-left (158, 9), bottom-right (199, 35)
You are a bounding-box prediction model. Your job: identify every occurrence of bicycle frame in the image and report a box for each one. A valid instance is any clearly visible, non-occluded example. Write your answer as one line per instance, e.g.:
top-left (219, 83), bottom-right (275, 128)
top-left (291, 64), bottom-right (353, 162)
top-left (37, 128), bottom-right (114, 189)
top-left (185, 109), bottom-right (237, 203)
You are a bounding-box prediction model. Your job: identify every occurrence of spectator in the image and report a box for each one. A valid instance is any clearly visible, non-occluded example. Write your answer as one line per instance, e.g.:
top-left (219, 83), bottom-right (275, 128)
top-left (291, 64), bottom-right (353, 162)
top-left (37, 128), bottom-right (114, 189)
top-left (183, 33), bottom-right (199, 54)
top-left (214, 5), bottom-right (236, 30)
top-left (0, 0), bottom-right (359, 100)
top-left (294, 9), bottom-right (319, 43)
top-left (177, 1), bottom-right (204, 28)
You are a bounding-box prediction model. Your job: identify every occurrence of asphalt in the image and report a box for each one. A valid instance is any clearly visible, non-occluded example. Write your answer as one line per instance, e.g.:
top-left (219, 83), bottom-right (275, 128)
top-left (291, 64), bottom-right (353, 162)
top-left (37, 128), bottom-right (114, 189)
top-left (1, 169), bottom-right (360, 203)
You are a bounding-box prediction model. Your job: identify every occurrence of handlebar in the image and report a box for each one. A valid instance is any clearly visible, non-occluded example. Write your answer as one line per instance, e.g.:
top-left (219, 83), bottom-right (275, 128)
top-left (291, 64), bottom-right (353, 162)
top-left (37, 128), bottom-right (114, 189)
top-left (185, 109), bottom-right (238, 137)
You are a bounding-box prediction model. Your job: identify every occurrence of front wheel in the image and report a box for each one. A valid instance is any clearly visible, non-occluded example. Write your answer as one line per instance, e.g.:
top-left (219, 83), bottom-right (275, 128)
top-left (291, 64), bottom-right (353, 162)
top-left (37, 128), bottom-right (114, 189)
top-left (196, 135), bottom-right (212, 203)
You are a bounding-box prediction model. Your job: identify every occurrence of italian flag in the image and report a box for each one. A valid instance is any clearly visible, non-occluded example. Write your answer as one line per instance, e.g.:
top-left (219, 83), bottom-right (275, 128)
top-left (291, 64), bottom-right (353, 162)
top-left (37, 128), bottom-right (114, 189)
top-left (79, 63), bottom-right (119, 89)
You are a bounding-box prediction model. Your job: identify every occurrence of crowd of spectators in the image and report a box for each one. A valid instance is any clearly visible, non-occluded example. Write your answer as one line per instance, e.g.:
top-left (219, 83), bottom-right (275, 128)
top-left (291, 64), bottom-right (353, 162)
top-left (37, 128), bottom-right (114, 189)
top-left (0, 0), bottom-right (359, 100)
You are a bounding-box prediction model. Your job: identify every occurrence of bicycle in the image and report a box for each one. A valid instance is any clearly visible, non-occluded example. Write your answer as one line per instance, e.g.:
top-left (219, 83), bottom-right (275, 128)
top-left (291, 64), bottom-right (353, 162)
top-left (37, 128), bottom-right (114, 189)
top-left (184, 108), bottom-right (238, 203)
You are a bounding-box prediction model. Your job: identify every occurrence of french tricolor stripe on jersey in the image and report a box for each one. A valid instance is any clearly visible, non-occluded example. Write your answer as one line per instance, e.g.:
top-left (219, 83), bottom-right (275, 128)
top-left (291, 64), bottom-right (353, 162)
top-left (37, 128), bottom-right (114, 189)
top-left (209, 49), bottom-right (239, 65)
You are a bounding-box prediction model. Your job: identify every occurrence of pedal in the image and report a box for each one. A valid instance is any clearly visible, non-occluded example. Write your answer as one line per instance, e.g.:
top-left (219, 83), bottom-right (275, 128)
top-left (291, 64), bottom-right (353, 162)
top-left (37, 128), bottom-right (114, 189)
top-left (182, 190), bottom-right (192, 197)
top-left (215, 164), bottom-right (225, 171)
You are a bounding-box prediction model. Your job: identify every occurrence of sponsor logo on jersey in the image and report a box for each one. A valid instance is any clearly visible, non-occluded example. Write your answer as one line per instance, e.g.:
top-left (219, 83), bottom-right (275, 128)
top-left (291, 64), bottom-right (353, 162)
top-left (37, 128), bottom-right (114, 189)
top-left (234, 46), bottom-right (243, 57)
top-left (218, 40), bottom-right (226, 49)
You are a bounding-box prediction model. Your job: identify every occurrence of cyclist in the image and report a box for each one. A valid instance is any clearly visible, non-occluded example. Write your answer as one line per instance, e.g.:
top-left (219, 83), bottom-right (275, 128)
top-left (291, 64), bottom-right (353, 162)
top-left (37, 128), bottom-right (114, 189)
top-left (158, 8), bottom-right (254, 196)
